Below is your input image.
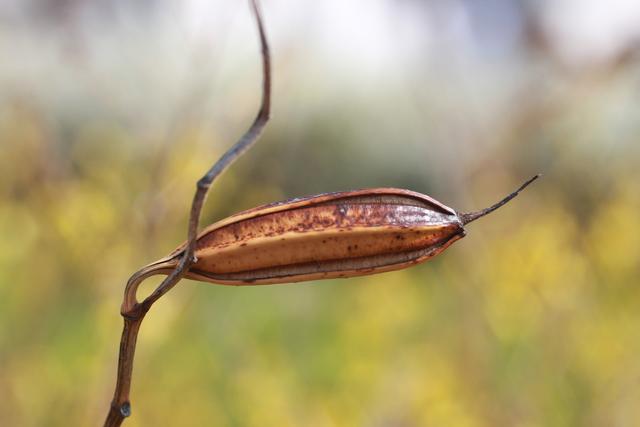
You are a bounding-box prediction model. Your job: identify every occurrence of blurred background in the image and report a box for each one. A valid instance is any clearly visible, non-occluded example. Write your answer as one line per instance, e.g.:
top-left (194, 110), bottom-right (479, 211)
top-left (1, 0), bottom-right (640, 425)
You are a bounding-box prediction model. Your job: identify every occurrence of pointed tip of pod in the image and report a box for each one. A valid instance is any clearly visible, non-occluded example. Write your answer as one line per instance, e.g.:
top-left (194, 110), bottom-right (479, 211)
top-left (459, 174), bottom-right (541, 225)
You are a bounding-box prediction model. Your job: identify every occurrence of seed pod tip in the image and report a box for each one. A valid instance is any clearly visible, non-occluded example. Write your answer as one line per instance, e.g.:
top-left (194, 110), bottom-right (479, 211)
top-left (460, 174), bottom-right (540, 225)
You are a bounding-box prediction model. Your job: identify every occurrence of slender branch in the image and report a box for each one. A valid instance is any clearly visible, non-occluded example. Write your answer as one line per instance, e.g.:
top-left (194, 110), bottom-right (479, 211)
top-left (103, 1), bottom-right (271, 425)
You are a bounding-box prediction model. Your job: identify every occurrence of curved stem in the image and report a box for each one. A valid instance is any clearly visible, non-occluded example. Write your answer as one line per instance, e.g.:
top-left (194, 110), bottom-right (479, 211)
top-left (460, 174), bottom-right (540, 225)
top-left (103, 1), bottom-right (271, 425)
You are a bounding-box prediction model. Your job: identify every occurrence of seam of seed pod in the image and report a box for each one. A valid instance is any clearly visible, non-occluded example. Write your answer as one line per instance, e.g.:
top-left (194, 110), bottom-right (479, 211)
top-left (183, 230), bottom-right (464, 286)
top-left (156, 190), bottom-right (457, 263)
top-left (202, 188), bottom-right (455, 234)
top-left (224, 204), bottom-right (452, 235)
top-left (192, 227), bottom-right (460, 275)
top-left (313, 194), bottom-right (452, 212)
top-left (234, 188), bottom-right (454, 217)
top-left (205, 201), bottom-right (454, 245)
top-left (192, 222), bottom-right (456, 257)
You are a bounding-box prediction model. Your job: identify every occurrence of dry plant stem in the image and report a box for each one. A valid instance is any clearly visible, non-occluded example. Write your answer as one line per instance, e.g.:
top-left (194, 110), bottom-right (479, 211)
top-left (459, 174), bottom-right (540, 225)
top-left (103, 1), bottom-right (270, 426)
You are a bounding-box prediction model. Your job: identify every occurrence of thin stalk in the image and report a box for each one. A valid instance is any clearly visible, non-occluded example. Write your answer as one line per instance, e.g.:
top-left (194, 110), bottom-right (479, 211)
top-left (102, 1), bottom-right (271, 425)
top-left (460, 174), bottom-right (540, 225)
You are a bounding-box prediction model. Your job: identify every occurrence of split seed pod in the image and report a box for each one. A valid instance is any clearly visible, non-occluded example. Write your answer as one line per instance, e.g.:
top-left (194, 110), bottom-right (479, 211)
top-left (141, 175), bottom-right (539, 285)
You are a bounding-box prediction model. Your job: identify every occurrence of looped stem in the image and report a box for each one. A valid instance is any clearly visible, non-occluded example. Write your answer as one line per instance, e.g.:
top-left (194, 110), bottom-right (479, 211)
top-left (104, 262), bottom-right (177, 427)
top-left (121, 260), bottom-right (177, 315)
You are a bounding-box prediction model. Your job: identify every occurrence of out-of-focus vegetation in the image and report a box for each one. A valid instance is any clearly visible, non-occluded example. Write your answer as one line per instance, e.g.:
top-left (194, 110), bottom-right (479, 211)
top-left (1, 1), bottom-right (640, 426)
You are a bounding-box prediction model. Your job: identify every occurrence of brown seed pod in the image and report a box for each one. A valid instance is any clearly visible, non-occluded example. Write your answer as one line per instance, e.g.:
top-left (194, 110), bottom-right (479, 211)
top-left (140, 175), bottom-right (539, 286)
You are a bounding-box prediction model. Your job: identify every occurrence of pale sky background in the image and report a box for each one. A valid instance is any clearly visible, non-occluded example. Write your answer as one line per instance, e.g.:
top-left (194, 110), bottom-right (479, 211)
top-left (2, 0), bottom-right (639, 101)
top-left (1, 0), bottom-right (639, 167)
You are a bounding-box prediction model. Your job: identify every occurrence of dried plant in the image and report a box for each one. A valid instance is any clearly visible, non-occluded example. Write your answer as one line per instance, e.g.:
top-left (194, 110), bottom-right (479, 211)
top-left (103, 1), bottom-right (537, 425)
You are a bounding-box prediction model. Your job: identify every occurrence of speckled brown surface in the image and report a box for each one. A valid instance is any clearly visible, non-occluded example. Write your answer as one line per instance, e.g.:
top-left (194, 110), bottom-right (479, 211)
top-left (148, 189), bottom-right (466, 285)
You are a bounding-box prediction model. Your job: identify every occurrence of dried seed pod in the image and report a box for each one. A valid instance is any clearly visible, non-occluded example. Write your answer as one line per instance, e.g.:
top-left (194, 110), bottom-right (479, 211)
top-left (141, 175), bottom-right (539, 285)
